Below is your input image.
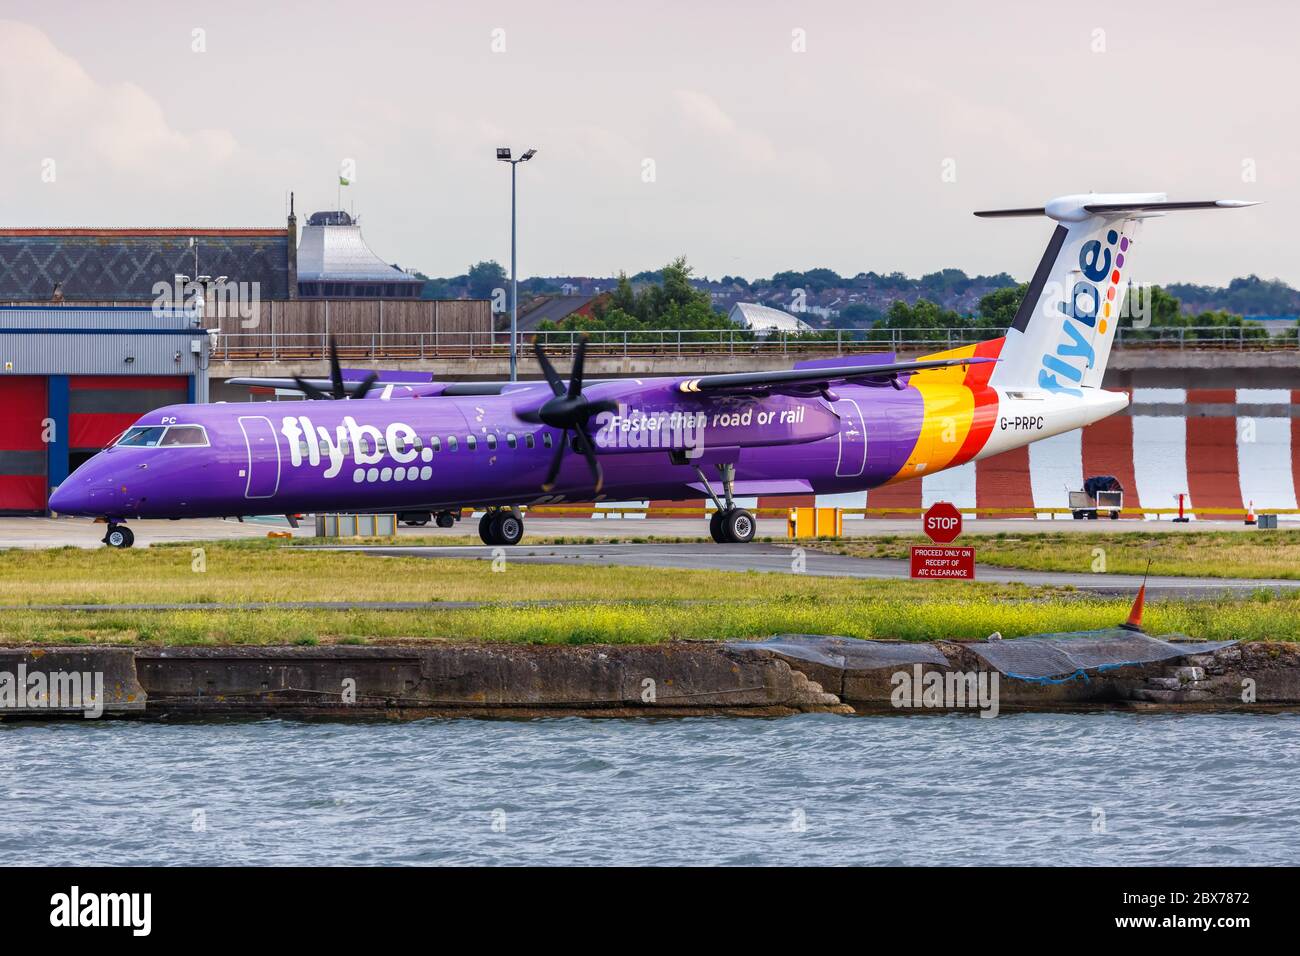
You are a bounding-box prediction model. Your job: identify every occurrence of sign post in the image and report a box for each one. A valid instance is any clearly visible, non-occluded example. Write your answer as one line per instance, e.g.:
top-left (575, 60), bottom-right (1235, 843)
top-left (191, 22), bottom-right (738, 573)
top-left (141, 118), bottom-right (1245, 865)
top-left (911, 502), bottom-right (975, 579)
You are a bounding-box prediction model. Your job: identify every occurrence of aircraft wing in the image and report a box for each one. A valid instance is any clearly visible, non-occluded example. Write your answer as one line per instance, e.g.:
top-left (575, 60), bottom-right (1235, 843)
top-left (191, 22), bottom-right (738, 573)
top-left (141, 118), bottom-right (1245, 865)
top-left (674, 356), bottom-right (994, 394)
top-left (225, 377), bottom-right (527, 398)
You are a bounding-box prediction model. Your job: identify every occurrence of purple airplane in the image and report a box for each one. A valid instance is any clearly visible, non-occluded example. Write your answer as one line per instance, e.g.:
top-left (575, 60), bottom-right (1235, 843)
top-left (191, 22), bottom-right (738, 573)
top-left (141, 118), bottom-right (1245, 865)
top-left (49, 194), bottom-right (1255, 548)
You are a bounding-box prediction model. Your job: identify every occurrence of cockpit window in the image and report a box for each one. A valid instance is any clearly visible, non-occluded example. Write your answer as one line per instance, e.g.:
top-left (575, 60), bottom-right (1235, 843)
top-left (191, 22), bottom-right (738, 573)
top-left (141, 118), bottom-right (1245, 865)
top-left (116, 426), bottom-right (167, 447)
top-left (159, 425), bottom-right (209, 447)
top-left (115, 424), bottom-right (209, 448)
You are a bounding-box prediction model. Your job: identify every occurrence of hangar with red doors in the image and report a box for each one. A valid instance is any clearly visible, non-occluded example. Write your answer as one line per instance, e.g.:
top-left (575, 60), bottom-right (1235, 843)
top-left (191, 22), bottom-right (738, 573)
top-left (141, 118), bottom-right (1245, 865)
top-left (0, 306), bottom-right (213, 513)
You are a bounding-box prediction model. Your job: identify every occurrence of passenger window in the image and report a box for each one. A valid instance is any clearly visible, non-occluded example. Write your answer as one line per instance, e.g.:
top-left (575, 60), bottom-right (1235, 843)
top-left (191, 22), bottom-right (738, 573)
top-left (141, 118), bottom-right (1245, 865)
top-left (466, 435), bottom-right (477, 451)
top-left (543, 433), bottom-right (553, 448)
top-left (486, 435), bottom-right (497, 450)
top-left (431, 437), bottom-right (441, 452)
top-left (525, 434), bottom-right (535, 449)
top-left (507, 433), bottom-right (517, 449)
top-left (447, 436), bottom-right (458, 452)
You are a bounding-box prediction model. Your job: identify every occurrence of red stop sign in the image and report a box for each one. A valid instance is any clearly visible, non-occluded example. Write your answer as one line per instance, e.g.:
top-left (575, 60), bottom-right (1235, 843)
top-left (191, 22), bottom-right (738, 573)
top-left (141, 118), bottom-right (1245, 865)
top-left (923, 502), bottom-right (963, 543)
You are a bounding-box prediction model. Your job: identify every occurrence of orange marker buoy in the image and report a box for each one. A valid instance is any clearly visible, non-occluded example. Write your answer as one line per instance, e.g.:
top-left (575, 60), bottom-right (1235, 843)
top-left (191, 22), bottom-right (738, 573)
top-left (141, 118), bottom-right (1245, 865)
top-left (1245, 500), bottom-right (1257, 526)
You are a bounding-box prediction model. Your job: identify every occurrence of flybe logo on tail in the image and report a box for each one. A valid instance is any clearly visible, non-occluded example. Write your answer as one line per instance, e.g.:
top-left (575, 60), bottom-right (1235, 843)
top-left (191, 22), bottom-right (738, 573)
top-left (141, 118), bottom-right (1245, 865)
top-left (1039, 228), bottom-right (1128, 396)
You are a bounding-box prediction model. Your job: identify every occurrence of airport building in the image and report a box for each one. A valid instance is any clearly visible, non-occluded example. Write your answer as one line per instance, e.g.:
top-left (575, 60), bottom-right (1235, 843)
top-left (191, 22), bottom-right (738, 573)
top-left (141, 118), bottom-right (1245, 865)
top-left (0, 306), bottom-right (211, 513)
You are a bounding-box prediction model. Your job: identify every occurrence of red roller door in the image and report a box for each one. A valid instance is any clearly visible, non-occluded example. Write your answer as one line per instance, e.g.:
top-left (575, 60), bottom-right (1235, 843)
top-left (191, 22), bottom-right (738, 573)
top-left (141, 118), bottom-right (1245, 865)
top-left (69, 375), bottom-right (188, 449)
top-left (0, 376), bottom-right (49, 512)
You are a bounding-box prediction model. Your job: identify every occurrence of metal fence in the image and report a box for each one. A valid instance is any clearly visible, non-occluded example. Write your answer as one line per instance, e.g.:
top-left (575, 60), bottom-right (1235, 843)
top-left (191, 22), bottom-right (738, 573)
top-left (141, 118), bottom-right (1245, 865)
top-left (210, 324), bottom-right (1300, 363)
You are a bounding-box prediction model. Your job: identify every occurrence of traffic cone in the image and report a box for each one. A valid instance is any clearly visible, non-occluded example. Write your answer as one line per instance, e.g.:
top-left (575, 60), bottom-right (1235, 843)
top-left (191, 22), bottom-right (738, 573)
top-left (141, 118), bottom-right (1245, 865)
top-left (1119, 559), bottom-right (1151, 632)
top-left (1245, 500), bottom-right (1257, 526)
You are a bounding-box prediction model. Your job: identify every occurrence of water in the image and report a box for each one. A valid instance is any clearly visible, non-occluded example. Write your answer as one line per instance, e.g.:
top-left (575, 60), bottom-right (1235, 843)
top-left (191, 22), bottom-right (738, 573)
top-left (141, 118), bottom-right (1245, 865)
top-left (2, 712), bottom-right (1296, 866)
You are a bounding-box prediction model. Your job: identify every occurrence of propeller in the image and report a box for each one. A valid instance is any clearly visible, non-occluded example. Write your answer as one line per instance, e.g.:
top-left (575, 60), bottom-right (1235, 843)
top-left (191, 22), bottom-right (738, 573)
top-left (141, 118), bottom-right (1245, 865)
top-left (516, 338), bottom-right (618, 492)
top-left (294, 338), bottom-right (379, 400)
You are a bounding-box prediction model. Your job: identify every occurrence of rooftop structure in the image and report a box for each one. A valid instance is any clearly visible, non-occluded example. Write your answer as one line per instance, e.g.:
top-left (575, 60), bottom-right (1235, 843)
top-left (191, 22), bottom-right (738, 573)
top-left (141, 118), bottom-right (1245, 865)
top-left (729, 301), bottom-right (815, 333)
top-left (295, 211), bottom-right (424, 299)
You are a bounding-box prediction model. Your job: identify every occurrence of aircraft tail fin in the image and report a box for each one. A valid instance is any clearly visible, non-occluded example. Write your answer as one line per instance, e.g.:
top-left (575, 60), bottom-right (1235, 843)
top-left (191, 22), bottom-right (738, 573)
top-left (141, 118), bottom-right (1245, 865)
top-left (978, 193), bottom-right (1258, 394)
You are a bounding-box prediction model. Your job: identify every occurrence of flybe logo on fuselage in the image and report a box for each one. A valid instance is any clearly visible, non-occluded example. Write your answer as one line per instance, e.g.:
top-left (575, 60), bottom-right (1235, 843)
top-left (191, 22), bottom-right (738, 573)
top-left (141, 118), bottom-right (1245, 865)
top-left (279, 414), bottom-right (426, 478)
top-left (1039, 227), bottom-right (1128, 397)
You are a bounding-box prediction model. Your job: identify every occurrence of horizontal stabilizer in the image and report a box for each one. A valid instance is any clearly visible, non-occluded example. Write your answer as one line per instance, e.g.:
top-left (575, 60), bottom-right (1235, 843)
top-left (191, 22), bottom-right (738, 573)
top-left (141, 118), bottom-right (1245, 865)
top-left (976, 196), bottom-right (1259, 220)
top-left (972, 206), bottom-right (1047, 218)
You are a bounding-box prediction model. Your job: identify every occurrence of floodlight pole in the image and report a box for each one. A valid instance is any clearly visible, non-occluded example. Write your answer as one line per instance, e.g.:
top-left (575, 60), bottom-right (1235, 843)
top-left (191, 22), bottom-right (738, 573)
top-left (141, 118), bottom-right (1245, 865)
top-left (497, 147), bottom-right (536, 382)
top-left (510, 159), bottom-right (518, 382)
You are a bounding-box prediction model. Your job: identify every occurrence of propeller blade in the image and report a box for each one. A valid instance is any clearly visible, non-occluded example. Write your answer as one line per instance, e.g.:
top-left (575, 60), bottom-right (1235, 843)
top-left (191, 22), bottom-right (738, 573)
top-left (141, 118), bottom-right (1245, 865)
top-left (572, 429), bottom-right (604, 494)
top-left (292, 376), bottom-right (330, 401)
top-left (533, 341), bottom-right (566, 397)
top-left (540, 431), bottom-right (568, 492)
top-left (328, 338), bottom-right (346, 400)
top-left (515, 408), bottom-right (544, 424)
top-left (351, 372), bottom-right (380, 400)
top-left (567, 336), bottom-right (587, 399)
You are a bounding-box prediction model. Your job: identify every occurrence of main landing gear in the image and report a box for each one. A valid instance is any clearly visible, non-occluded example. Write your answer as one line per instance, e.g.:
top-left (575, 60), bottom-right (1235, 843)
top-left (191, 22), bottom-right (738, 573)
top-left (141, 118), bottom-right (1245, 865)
top-left (696, 463), bottom-right (756, 544)
top-left (478, 508), bottom-right (525, 546)
top-left (103, 522), bottom-right (134, 549)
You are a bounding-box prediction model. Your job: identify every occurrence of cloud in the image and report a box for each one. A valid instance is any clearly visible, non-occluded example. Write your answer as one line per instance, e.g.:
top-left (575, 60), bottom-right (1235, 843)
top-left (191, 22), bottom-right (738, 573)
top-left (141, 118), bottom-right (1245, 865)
top-left (673, 89), bottom-right (777, 166)
top-left (0, 19), bottom-right (239, 180)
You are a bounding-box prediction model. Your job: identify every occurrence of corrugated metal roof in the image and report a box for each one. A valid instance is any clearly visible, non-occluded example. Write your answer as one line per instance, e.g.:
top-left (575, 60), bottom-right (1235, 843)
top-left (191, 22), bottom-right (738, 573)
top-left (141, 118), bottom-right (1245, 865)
top-left (0, 306), bottom-right (200, 330)
top-left (0, 306), bottom-right (209, 376)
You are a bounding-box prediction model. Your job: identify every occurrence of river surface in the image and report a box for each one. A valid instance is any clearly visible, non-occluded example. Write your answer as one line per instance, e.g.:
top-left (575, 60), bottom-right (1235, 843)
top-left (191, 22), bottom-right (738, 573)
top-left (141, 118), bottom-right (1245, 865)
top-left (2, 712), bottom-right (1296, 866)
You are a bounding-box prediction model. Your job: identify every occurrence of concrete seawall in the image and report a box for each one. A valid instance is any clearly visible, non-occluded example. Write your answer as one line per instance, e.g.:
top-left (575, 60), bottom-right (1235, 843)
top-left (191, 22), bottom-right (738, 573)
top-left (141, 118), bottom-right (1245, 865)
top-left (2, 641), bottom-right (1299, 719)
top-left (131, 644), bottom-right (849, 718)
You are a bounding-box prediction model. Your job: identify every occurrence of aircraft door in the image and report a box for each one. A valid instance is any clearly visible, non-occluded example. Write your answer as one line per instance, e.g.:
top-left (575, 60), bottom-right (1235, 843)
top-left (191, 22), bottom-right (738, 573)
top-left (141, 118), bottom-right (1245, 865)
top-left (834, 398), bottom-right (866, 478)
top-left (238, 415), bottom-right (281, 499)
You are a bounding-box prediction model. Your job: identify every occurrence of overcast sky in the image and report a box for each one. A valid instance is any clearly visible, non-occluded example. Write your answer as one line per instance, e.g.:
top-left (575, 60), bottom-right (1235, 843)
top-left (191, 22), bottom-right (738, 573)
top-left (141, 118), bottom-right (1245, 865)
top-left (0, 1), bottom-right (1294, 286)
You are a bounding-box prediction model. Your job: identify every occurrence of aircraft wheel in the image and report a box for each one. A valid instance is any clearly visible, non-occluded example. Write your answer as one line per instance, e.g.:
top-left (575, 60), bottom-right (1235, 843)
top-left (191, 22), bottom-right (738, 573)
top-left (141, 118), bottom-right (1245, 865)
top-left (435, 511), bottom-right (456, 529)
top-left (709, 511), bottom-right (727, 543)
top-left (721, 509), bottom-right (755, 544)
top-left (491, 510), bottom-right (525, 546)
top-left (478, 512), bottom-right (495, 545)
top-left (105, 526), bottom-right (134, 549)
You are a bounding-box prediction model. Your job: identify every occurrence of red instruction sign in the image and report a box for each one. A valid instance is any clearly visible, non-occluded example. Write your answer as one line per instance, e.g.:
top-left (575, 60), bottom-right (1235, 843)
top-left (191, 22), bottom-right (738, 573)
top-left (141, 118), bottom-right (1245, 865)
top-left (910, 545), bottom-right (976, 580)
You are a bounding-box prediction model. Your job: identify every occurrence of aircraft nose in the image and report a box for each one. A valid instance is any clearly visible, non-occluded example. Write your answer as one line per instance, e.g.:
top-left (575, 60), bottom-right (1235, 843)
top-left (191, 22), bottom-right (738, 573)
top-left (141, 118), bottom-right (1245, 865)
top-left (49, 455), bottom-right (124, 516)
top-left (48, 480), bottom-right (92, 515)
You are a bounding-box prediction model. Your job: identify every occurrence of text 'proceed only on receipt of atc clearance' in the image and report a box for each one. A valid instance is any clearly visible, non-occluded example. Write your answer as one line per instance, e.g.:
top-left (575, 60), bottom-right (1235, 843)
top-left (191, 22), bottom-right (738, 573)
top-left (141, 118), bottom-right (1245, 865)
top-left (911, 502), bottom-right (975, 579)
top-left (909, 545), bottom-right (976, 579)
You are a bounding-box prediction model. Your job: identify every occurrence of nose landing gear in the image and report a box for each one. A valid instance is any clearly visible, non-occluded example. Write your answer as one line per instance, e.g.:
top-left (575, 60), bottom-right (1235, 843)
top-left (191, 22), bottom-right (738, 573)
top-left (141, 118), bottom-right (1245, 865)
top-left (103, 523), bottom-right (135, 549)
